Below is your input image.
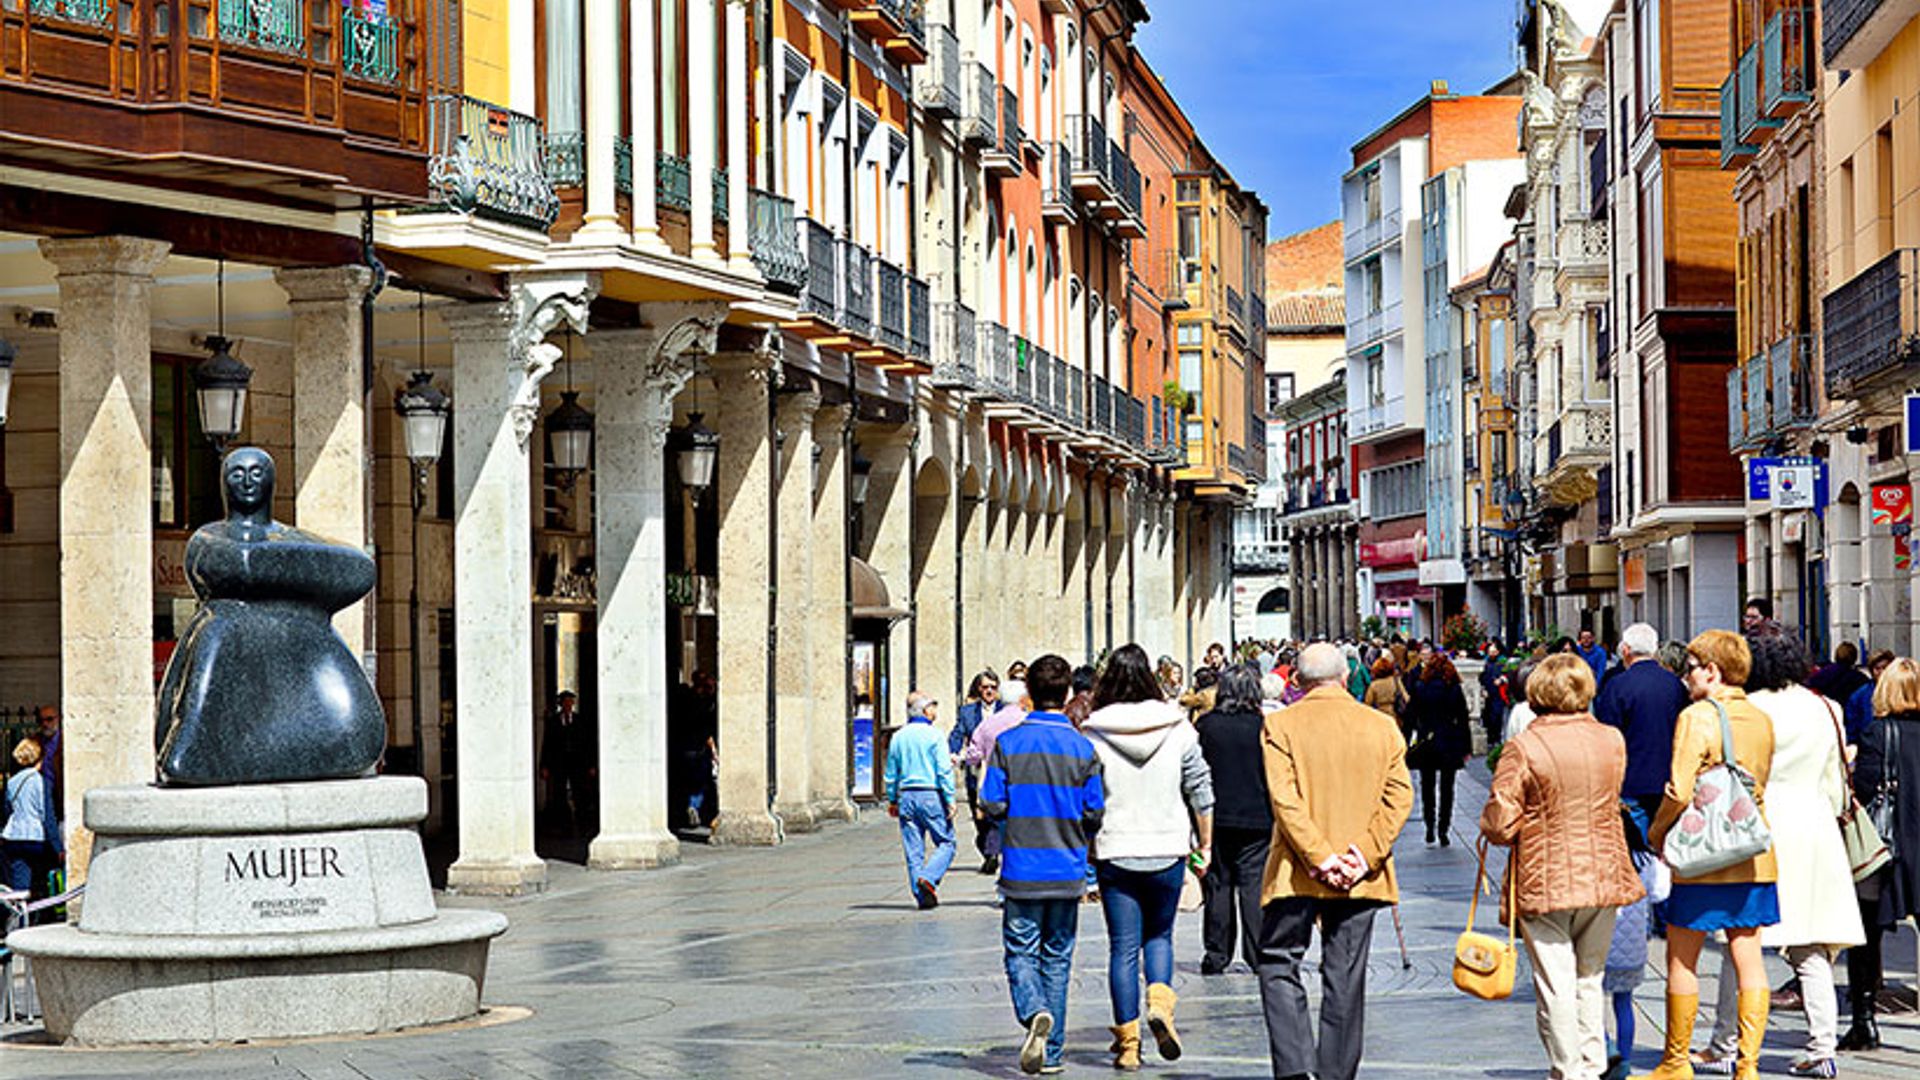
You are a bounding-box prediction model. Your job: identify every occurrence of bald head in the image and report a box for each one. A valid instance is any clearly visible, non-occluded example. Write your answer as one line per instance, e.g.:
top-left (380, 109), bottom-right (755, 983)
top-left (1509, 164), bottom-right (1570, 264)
top-left (1296, 642), bottom-right (1347, 688)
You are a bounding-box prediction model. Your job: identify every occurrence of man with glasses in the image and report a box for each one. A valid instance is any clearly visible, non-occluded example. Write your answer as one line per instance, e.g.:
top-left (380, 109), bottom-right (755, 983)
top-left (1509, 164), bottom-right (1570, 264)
top-left (952, 670), bottom-right (1002, 873)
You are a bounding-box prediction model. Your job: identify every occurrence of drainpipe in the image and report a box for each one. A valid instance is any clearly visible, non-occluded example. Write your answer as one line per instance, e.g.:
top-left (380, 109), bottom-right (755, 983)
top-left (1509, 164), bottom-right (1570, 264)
top-left (907, 425), bottom-right (920, 691)
top-left (844, 351), bottom-right (858, 800)
top-left (359, 202), bottom-right (385, 677)
top-left (766, 360), bottom-right (780, 812)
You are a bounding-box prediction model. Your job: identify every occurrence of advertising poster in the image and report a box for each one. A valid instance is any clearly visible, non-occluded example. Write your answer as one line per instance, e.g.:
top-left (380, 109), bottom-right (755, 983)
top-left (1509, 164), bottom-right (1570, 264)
top-left (1872, 484), bottom-right (1913, 526)
top-left (849, 642), bottom-right (878, 798)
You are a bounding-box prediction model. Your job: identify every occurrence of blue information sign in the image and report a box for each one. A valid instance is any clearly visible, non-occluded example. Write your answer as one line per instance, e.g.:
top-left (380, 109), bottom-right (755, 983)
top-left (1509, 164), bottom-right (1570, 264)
top-left (1746, 456), bottom-right (1829, 509)
top-left (1907, 395), bottom-right (1920, 456)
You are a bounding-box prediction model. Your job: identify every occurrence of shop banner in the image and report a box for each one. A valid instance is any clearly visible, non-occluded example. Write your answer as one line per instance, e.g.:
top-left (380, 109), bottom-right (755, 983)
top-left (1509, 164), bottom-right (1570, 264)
top-left (1772, 465), bottom-right (1816, 509)
top-left (1747, 456), bottom-right (1828, 510)
top-left (1872, 483), bottom-right (1913, 526)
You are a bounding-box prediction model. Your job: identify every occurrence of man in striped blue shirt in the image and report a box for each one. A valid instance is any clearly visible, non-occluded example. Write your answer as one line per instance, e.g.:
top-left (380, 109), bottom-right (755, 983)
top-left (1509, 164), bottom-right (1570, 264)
top-left (980, 654), bottom-right (1106, 1075)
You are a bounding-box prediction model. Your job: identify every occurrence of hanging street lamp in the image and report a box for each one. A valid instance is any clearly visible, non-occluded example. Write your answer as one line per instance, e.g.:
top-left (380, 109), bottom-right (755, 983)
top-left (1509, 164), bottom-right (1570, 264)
top-left (194, 260), bottom-right (251, 451)
top-left (395, 371), bottom-right (451, 498)
top-left (676, 411), bottom-right (720, 503)
top-left (0, 336), bottom-right (14, 429)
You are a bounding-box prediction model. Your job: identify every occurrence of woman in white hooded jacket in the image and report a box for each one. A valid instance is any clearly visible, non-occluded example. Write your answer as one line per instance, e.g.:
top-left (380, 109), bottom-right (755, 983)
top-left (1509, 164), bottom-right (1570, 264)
top-left (1083, 644), bottom-right (1215, 1071)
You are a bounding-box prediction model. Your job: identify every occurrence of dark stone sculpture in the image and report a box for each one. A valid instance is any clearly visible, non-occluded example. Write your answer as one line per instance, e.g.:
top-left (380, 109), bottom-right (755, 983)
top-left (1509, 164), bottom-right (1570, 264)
top-left (154, 448), bottom-right (386, 786)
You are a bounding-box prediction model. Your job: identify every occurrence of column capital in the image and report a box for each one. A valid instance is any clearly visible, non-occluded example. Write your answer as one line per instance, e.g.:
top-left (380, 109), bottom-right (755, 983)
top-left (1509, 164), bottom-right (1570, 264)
top-left (38, 235), bottom-right (170, 278)
top-left (274, 265), bottom-right (374, 305)
top-left (811, 401), bottom-right (852, 440)
top-left (776, 388), bottom-right (823, 438)
top-left (443, 274), bottom-right (599, 448)
top-left (709, 338), bottom-right (782, 389)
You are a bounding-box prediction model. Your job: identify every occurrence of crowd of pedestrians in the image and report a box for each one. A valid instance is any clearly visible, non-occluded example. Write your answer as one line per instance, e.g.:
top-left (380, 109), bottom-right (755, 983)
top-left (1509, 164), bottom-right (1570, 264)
top-left (877, 613), bottom-right (1918, 1078)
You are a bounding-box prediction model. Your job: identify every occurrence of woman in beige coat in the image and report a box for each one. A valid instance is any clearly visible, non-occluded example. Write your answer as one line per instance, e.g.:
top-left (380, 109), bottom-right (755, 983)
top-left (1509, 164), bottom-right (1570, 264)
top-left (1480, 654), bottom-right (1645, 1080)
top-left (1697, 632), bottom-right (1863, 1078)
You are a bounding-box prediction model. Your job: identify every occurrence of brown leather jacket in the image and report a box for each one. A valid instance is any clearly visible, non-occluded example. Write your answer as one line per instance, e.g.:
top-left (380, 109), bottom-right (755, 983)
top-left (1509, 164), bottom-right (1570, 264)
top-left (1479, 712), bottom-right (1645, 921)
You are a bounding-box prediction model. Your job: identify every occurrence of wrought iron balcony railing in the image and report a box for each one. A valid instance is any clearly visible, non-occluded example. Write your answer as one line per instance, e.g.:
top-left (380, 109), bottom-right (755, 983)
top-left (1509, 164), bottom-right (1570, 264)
top-left (840, 238), bottom-right (873, 339)
top-left (614, 135), bottom-right (633, 194)
top-left (906, 274), bottom-right (931, 363)
top-left (875, 260), bottom-right (907, 354)
top-left (29, 0), bottom-right (111, 26)
top-left (801, 217), bottom-right (839, 322)
top-left (341, 7), bottom-right (400, 83)
top-left (658, 153), bottom-right (692, 212)
top-left (427, 94), bottom-right (562, 228)
top-left (915, 20), bottom-right (961, 118)
top-left (977, 320), bottom-right (1014, 392)
top-left (1070, 114), bottom-right (1113, 194)
top-left (960, 61), bottom-right (996, 147)
top-left (713, 167), bottom-right (730, 224)
top-left (218, 0), bottom-right (304, 54)
top-left (1727, 364), bottom-right (1748, 450)
top-left (1770, 333), bottom-right (1817, 430)
top-left (543, 129), bottom-right (584, 187)
top-left (1224, 287), bottom-right (1246, 342)
top-left (1042, 143), bottom-right (1076, 224)
top-left (930, 302), bottom-right (978, 388)
top-left (981, 85), bottom-right (1021, 174)
top-left (1824, 247), bottom-right (1919, 399)
top-left (1116, 394), bottom-right (1146, 450)
top-left (1735, 43), bottom-right (1775, 147)
top-left (1720, 68), bottom-right (1757, 170)
top-left (749, 190), bottom-right (807, 295)
top-left (1762, 7), bottom-right (1815, 118)
top-left (1746, 355), bottom-right (1771, 444)
top-left (1067, 365), bottom-right (1085, 428)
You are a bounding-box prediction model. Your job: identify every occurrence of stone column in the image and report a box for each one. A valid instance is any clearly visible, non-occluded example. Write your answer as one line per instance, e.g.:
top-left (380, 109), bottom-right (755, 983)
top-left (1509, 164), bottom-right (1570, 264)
top-left (810, 403), bottom-right (856, 823)
top-left (913, 455), bottom-right (959, 711)
top-left (687, 0), bottom-right (720, 262)
top-left (276, 266), bottom-right (373, 654)
top-left (1086, 479), bottom-right (1108, 655)
top-left (443, 275), bottom-right (596, 894)
top-left (578, 0), bottom-right (620, 239)
top-left (865, 427), bottom-right (914, 730)
top-left (42, 235), bottom-right (170, 882)
top-left (1342, 527), bottom-right (1359, 638)
top-left (1108, 482), bottom-right (1131, 650)
top-left (709, 347), bottom-right (781, 845)
top-left (959, 485), bottom-right (989, 686)
top-left (723, 0), bottom-right (754, 273)
top-left (629, 0), bottom-right (668, 252)
top-left (1062, 476), bottom-right (1089, 663)
top-left (585, 310), bottom-right (723, 869)
top-left (772, 389), bottom-right (820, 831)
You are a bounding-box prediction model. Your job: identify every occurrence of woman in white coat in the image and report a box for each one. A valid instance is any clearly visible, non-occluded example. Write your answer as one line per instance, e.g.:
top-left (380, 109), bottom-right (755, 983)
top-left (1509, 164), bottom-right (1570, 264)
top-left (1700, 632), bottom-right (1864, 1078)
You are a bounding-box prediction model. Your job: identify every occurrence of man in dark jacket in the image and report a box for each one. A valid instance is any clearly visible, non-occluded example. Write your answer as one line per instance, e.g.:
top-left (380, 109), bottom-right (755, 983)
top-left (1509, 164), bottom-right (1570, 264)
top-left (1809, 641), bottom-right (1870, 705)
top-left (1592, 622), bottom-right (1687, 842)
top-left (980, 655), bottom-right (1105, 1075)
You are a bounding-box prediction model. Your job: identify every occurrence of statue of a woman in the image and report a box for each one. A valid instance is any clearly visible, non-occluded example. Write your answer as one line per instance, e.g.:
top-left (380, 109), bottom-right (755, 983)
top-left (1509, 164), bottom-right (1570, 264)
top-left (154, 448), bottom-right (386, 786)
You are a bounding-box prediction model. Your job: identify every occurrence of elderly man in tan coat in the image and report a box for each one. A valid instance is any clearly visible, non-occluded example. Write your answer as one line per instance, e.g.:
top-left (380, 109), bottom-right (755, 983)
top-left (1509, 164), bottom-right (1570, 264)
top-left (1256, 642), bottom-right (1414, 1080)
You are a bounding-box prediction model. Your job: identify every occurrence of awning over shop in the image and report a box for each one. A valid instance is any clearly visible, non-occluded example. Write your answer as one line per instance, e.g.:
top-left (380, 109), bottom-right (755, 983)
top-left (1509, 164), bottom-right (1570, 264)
top-left (851, 557), bottom-right (911, 622)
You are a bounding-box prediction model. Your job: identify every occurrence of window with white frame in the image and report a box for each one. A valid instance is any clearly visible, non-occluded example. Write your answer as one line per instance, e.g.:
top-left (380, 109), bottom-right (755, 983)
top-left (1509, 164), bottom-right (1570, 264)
top-left (1367, 460), bottom-right (1425, 521)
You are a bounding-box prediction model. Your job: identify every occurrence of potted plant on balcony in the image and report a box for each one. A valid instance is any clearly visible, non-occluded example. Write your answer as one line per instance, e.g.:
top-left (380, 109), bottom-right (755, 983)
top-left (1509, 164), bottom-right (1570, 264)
top-left (1163, 380), bottom-right (1194, 415)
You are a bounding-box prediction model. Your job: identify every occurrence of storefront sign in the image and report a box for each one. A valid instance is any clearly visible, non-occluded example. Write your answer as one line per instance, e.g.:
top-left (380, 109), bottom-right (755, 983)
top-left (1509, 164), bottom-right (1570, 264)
top-left (1782, 512), bottom-right (1808, 545)
top-left (1872, 484), bottom-right (1913, 526)
top-left (1906, 394), bottom-right (1920, 456)
top-left (1359, 532), bottom-right (1425, 568)
top-left (1623, 552), bottom-right (1647, 596)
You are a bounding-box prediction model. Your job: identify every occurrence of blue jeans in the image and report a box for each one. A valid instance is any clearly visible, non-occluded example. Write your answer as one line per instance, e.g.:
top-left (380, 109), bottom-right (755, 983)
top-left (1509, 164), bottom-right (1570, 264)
top-left (898, 789), bottom-right (956, 893)
top-left (1004, 896), bottom-right (1079, 1066)
top-left (1096, 860), bottom-right (1185, 1023)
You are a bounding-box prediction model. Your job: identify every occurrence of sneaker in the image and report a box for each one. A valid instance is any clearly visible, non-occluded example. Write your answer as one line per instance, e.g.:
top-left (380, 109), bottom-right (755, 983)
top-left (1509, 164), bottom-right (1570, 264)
top-left (1039, 1065), bottom-right (1064, 1076)
top-left (1600, 1055), bottom-right (1628, 1080)
top-left (1020, 1012), bottom-right (1054, 1075)
top-left (916, 879), bottom-right (939, 910)
top-left (1692, 1049), bottom-right (1736, 1076)
top-left (1787, 1058), bottom-right (1837, 1078)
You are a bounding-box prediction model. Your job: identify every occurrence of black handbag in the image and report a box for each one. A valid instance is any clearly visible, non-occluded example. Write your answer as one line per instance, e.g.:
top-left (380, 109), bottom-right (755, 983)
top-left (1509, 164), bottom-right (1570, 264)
top-left (1865, 720), bottom-right (1902, 862)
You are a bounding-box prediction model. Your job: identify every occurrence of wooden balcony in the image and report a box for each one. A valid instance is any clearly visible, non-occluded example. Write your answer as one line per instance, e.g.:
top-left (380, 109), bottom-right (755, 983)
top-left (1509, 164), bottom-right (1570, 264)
top-left (0, 0), bottom-right (435, 209)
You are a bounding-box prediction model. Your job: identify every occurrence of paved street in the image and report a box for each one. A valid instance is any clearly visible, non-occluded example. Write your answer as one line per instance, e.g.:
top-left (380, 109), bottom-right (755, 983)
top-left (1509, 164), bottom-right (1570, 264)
top-left (5, 764), bottom-right (1916, 1080)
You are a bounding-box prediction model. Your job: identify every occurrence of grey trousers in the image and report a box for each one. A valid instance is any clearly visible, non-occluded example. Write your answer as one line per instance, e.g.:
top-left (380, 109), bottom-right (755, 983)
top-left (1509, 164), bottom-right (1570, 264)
top-left (1255, 895), bottom-right (1381, 1080)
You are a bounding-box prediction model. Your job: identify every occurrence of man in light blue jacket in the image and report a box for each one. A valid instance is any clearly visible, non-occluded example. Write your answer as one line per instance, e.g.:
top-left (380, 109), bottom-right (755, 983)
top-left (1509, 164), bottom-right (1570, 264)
top-left (887, 691), bottom-right (957, 910)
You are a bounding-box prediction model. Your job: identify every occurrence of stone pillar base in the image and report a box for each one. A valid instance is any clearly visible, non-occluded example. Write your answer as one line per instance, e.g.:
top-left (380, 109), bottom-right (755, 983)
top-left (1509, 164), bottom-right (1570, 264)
top-left (811, 798), bottom-right (859, 825)
top-left (709, 810), bottom-right (783, 847)
top-left (586, 832), bottom-right (682, 871)
top-left (446, 854), bottom-right (549, 896)
top-left (773, 801), bottom-right (818, 834)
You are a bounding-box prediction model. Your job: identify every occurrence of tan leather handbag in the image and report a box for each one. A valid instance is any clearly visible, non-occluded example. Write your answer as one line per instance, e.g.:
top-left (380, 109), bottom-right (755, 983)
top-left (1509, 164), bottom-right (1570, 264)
top-left (1454, 837), bottom-right (1518, 1001)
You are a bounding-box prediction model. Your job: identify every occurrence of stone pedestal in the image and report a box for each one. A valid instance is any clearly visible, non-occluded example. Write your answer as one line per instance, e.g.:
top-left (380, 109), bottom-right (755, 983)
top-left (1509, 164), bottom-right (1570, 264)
top-left (9, 777), bottom-right (505, 1046)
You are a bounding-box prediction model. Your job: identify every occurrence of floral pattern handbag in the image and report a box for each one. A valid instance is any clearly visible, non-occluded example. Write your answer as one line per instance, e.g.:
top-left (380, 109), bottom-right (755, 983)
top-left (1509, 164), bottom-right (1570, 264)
top-left (1662, 699), bottom-right (1772, 878)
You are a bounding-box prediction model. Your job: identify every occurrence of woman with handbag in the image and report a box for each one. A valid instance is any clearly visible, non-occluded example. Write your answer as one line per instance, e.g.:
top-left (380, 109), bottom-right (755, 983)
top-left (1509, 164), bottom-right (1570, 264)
top-left (1644, 630), bottom-right (1780, 1080)
top-left (1694, 633), bottom-right (1863, 1078)
top-left (1843, 656), bottom-right (1920, 1052)
top-left (1479, 654), bottom-right (1646, 1080)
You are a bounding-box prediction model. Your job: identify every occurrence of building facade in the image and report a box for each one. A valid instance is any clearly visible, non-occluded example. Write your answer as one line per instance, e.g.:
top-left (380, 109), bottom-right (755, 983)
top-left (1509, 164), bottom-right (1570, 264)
top-left (1342, 84), bottom-right (1522, 637)
top-left (0, 0), bottom-right (1262, 892)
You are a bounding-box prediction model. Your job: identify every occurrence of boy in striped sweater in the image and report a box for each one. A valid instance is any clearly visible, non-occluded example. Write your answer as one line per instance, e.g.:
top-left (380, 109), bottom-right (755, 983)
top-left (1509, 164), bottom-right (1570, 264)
top-left (980, 654), bottom-right (1106, 1075)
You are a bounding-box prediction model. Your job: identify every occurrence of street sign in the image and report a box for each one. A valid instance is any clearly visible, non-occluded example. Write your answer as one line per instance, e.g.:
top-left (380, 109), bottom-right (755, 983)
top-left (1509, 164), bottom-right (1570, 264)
top-left (1747, 456), bottom-right (1828, 509)
top-left (1772, 464), bottom-right (1815, 509)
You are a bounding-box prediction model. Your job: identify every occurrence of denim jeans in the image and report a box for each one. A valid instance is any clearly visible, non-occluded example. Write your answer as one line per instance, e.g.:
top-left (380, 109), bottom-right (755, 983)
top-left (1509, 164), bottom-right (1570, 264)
top-left (1003, 897), bottom-right (1079, 1066)
top-left (897, 789), bottom-right (956, 893)
top-left (1096, 860), bottom-right (1185, 1023)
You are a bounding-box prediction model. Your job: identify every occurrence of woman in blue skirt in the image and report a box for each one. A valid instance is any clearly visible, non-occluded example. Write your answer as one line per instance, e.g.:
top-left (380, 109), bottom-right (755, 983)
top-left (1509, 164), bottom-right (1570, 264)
top-left (1643, 630), bottom-right (1780, 1080)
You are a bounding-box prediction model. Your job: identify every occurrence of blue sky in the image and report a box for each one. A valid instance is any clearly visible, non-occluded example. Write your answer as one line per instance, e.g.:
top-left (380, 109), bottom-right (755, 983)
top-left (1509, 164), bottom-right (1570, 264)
top-left (1135, 0), bottom-right (1520, 241)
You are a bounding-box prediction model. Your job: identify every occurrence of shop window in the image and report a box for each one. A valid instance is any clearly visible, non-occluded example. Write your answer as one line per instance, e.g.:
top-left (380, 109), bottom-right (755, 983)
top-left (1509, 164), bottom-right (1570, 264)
top-left (152, 355), bottom-right (225, 532)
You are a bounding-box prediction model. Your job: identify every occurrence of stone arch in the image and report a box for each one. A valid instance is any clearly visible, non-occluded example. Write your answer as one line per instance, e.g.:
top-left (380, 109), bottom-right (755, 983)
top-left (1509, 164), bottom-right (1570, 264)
top-left (1258, 587), bottom-right (1290, 615)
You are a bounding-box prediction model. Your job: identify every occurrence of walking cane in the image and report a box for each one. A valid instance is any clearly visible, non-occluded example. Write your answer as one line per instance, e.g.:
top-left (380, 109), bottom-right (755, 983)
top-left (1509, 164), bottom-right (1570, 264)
top-left (1390, 902), bottom-right (1411, 970)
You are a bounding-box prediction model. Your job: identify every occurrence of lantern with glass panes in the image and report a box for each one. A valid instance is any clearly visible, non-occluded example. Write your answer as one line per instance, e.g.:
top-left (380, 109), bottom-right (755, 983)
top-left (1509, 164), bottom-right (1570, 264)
top-left (544, 333), bottom-right (594, 490)
top-left (194, 261), bottom-right (252, 451)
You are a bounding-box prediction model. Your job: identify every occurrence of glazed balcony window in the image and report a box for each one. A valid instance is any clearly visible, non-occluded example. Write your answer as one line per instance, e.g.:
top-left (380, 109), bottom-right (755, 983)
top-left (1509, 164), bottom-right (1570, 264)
top-left (0, 0), bottom-right (440, 208)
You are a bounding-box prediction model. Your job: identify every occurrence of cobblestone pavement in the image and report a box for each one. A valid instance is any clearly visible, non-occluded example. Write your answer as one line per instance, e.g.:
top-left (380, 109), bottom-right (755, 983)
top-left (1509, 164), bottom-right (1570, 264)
top-left (5, 765), bottom-right (1916, 1079)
